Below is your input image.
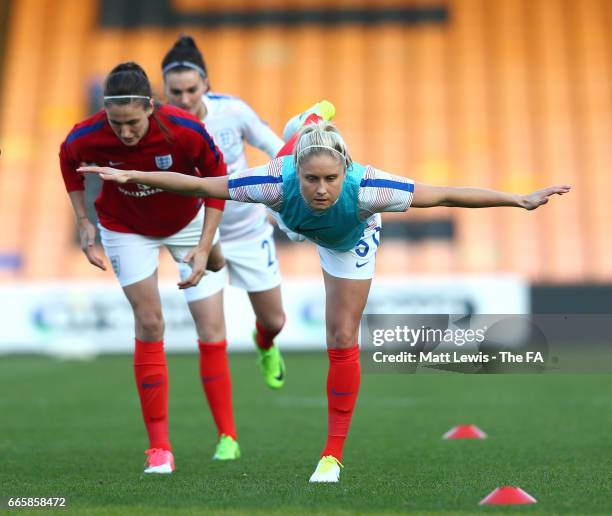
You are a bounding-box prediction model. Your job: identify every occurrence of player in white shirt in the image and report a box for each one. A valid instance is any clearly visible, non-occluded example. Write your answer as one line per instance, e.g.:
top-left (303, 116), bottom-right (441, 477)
top-left (161, 35), bottom-right (290, 390)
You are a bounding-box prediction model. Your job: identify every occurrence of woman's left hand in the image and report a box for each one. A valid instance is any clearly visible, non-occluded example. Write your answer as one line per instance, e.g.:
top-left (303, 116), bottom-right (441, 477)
top-left (520, 185), bottom-right (572, 210)
top-left (179, 247), bottom-right (209, 289)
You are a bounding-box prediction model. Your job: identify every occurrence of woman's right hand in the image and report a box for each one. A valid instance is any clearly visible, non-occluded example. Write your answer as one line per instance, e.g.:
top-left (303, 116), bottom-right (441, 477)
top-left (77, 166), bottom-right (132, 184)
top-left (78, 218), bottom-right (107, 270)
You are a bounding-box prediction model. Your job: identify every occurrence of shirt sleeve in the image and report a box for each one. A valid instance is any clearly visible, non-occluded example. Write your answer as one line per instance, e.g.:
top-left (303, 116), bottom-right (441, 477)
top-left (358, 166), bottom-right (415, 218)
top-left (194, 123), bottom-right (228, 211)
top-left (239, 100), bottom-right (284, 158)
top-left (59, 138), bottom-right (85, 192)
top-left (227, 157), bottom-right (284, 211)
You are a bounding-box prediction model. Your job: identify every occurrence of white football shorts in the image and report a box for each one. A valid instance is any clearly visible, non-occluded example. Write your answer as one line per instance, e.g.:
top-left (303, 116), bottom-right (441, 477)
top-left (317, 215), bottom-right (382, 280)
top-left (99, 206), bottom-right (225, 303)
top-left (220, 223), bottom-right (282, 292)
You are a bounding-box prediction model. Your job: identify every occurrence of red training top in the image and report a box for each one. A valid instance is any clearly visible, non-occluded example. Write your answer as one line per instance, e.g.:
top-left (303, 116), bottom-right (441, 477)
top-left (60, 104), bottom-right (226, 237)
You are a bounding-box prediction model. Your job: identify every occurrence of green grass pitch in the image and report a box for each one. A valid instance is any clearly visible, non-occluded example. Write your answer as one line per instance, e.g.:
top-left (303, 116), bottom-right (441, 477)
top-left (1, 353), bottom-right (611, 515)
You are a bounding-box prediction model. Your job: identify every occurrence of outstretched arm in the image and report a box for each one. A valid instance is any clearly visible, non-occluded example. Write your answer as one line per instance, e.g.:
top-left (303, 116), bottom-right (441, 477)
top-left (411, 183), bottom-right (571, 210)
top-left (77, 166), bottom-right (231, 200)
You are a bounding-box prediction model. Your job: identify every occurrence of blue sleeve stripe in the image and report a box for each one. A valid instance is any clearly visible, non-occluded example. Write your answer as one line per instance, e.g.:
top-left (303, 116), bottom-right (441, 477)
top-left (167, 115), bottom-right (220, 163)
top-left (228, 175), bottom-right (283, 189)
top-left (206, 93), bottom-right (234, 100)
top-left (360, 178), bottom-right (414, 192)
top-left (66, 121), bottom-right (105, 144)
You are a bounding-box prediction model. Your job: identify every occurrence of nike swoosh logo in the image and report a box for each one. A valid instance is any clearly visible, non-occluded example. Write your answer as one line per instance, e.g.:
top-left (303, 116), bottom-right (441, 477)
top-left (109, 161), bottom-right (124, 166)
top-left (331, 388), bottom-right (354, 396)
top-left (275, 362), bottom-right (285, 382)
top-left (141, 380), bottom-right (163, 388)
top-left (355, 261), bottom-right (369, 268)
top-left (201, 374), bottom-right (224, 383)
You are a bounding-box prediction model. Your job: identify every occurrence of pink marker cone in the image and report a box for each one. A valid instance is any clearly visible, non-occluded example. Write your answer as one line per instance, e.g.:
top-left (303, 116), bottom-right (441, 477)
top-left (479, 486), bottom-right (537, 505)
top-left (442, 424), bottom-right (487, 439)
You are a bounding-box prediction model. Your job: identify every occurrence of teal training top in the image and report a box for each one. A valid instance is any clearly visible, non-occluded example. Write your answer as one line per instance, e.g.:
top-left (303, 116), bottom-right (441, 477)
top-left (227, 155), bottom-right (415, 251)
top-left (277, 157), bottom-right (368, 251)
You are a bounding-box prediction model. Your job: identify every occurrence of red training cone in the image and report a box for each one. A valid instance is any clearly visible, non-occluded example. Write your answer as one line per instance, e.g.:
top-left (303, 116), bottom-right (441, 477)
top-left (479, 486), bottom-right (537, 505)
top-left (442, 424), bottom-right (487, 439)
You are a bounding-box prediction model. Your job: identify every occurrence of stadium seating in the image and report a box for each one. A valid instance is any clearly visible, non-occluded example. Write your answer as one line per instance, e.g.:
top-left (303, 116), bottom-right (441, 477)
top-left (0, 0), bottom-right (609, 281)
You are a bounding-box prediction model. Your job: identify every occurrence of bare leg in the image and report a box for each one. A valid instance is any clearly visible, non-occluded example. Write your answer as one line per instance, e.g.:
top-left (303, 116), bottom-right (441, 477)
top-left (123, 271), bottom-right (164, 341)
top-left (122, 272), bottom-right (170, 451)
top-left (188, 290), bottom-right (226, 343)
top-left (320, 270), bottom-right (371, 464)
top-left (248, 286), bottom-right (286, 347)
top-left (323, 270), bottom-right (371, 349)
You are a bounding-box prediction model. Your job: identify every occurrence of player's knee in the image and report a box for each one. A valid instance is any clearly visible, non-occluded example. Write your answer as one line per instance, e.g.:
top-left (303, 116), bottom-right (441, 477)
top-left (195, 316), bottom-right (226, 342)
top-left (136, 310), bottom-right (165, 339)
top-left (283, 114), bottom-right (301, 141)
top-left (197, 327), bottom-right (225, 343)
top-left (330, 326), bottom-right (358, 348)
top-left (258, 311), bottom-right (286, 334)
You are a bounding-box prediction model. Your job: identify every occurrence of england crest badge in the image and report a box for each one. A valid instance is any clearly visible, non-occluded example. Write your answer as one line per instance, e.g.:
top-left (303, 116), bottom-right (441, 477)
top-left (155, 154), bottom-right (173, 169)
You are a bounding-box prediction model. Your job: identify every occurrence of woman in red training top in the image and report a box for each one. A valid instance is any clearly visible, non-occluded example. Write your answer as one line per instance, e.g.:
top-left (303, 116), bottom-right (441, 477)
top-left (59, 62), bottom-right (238, 474)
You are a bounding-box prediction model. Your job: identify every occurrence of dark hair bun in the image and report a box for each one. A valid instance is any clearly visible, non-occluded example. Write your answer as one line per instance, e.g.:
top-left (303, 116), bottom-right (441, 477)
top-left (174, 35), bottom-right (197, 49)
top-left (161, 35), bottom-right (208, 78)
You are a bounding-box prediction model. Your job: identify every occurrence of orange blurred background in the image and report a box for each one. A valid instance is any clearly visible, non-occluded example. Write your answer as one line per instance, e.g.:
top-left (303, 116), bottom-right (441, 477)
top-left (0, 0), bottom-right (608, 284)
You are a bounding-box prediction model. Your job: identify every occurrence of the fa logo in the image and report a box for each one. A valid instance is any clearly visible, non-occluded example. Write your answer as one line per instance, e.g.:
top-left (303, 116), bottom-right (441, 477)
top-left (109, 255), bottom-right (120, 275)
top-left (155, 154), bottom-right (173, 169)
top-left (217, 129), bottom-right (235, 150)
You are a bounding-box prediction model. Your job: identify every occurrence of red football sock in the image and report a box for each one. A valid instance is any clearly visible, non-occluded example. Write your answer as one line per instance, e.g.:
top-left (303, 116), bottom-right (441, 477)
top-left (254, 320), bottom-right (284, 351)
top-left (276, 113), bottom-right (323, 157)
top-left (134, 338), bottom-right (171, 451)
top-left (199, 339), bottom-right (236, 439)
top-left (322, 345), bottom-right (361, 463)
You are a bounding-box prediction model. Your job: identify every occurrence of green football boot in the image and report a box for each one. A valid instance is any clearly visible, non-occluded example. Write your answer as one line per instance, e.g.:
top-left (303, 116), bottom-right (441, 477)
top-left (253, 331), bottom-right (286, 389)
top-left (212, 434), bottom-right (240, 461)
